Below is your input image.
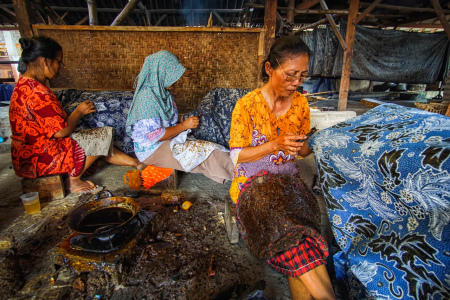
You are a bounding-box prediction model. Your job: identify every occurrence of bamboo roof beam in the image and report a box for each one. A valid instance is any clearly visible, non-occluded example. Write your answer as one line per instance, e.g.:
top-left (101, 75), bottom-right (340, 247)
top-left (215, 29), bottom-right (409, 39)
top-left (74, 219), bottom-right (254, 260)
top-left (31, 0), bottom-right (66, 25)
top-left (431, 0), bottom-right (450, 39)
top-left (111, 0), bottom-right (141, 26)
top-left (319, 0), bottom-right (347, 50)
top-left (87, 0), bottom-right (98, 25)
top-left (296, 0), bottom-right (320, 10)
top-left (353, 0), bottom-right (382, 25)
top-left (295, 15), bottom-right (335, 32)
top-left (359, 2), bottom-right (450, 14)
top-left (75, 15), bottom-right (89, 25)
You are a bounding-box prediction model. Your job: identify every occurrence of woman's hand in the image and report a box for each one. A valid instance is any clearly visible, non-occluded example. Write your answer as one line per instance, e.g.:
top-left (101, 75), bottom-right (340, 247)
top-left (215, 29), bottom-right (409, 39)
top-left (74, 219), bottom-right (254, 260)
top-left (274, 132), bottom-right (308, 156)
top-left (75, 100), bottom-right (96, 116)
top-left (181, 116), bottom-right (199, 130)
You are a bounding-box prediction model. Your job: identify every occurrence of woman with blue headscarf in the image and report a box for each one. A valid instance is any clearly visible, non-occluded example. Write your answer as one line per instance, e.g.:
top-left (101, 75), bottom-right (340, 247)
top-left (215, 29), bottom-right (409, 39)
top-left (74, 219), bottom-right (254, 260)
top-left (126, 50), bottom-right (234, 183)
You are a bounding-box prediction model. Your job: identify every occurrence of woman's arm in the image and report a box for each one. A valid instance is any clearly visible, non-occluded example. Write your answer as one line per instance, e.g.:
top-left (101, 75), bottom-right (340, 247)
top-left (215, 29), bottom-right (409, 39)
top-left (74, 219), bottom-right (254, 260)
top-left (157, 115), bottom-right (199, 142)
top-left (236, 132), bottom-right (309, 164)
top-left (53, 100), bottom-right (96, 138)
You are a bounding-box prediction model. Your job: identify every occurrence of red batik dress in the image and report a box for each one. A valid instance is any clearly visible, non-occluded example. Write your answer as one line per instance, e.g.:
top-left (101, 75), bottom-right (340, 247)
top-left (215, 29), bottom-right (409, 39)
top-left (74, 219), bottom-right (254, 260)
top-left (9, 77), bottom-right (81, 178)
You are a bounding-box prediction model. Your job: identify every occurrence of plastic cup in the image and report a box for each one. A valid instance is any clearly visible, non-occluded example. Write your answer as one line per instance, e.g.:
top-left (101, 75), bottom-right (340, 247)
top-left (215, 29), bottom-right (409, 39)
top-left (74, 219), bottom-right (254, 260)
top-left (20, 192), bottom-right (41, 214)
top-left (123, 170), bottom-right (141, 189)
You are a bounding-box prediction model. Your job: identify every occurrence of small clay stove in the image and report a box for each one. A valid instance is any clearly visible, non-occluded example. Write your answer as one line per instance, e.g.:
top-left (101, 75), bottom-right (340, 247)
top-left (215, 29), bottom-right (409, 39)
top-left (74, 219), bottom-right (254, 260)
top-left (53, 210), bottom-right (155, 285)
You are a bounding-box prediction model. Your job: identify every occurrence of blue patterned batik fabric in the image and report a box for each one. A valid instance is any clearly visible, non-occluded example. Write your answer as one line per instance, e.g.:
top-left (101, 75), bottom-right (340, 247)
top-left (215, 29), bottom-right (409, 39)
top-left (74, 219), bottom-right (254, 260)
top-left (183, 88), bottom-right (250, 148)
top-left (308, 103), bottom-right (450, 300)
top-left (57, 89), bottom-right (135, 154)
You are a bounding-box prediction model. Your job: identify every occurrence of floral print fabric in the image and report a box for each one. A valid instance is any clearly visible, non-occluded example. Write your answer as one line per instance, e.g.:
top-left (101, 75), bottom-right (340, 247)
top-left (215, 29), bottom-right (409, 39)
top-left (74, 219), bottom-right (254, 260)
top-left (9, 77), bottom-right (74, 178)
top-left (183, 88), bottom-right (251, 148)
top-left (57, 89), bottom-right (135, 154)
top-left (308, 103), bottom-right (450, 300)
top-left (130, 98), bottom-right (178, 162)
top-left (229, 89), bottom-right (311, 203)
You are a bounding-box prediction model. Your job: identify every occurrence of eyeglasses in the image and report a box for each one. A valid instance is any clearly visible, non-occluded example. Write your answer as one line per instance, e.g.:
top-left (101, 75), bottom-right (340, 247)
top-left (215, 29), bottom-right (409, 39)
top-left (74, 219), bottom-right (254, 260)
top-left (273, 55), bottom-right (309, 83)
top-left (55, 58), bottom-right (64, 67)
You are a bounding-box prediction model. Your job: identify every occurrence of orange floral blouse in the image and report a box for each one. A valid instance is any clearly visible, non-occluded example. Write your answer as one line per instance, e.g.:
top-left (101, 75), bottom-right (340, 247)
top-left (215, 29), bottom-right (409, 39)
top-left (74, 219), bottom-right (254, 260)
top-left (229, 89), bottom-right (311, 203)
top-left (9, 77), bottom-right (75, 178)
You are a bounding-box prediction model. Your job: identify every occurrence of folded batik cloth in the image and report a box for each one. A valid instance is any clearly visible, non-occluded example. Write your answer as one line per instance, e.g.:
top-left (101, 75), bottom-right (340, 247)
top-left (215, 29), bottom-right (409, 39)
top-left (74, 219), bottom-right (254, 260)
top-left (70, 126), bottom-right (114, 156)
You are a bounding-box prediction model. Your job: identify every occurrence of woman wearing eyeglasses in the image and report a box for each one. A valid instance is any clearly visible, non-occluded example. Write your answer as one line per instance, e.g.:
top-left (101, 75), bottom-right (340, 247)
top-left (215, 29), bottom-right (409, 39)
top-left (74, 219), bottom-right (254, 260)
top-left (10, 36), bottom-right (143, 194)
top-left (229, 36), bottom-right (335, 300)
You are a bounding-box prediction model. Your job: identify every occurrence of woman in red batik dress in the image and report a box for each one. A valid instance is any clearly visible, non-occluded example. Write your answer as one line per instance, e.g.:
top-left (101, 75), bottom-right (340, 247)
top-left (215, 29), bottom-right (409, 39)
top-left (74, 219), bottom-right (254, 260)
top-left (10, 36), bottom-right (143, 194)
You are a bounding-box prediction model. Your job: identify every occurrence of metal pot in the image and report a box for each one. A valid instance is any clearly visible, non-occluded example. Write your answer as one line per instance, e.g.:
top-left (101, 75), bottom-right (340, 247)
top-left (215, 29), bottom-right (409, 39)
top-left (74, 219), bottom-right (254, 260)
top-left (67, 190), bottom-right (140, 237)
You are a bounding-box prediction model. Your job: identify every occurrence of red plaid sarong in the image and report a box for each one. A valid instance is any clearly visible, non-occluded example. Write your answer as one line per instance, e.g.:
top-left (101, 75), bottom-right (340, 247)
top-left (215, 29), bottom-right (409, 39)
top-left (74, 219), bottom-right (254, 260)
top-left (267, 237), bottom-right (328, 277)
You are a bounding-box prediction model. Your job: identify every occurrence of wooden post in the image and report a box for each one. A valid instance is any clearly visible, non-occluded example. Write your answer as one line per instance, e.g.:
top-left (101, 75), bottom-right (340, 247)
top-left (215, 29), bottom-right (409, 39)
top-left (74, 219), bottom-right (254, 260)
top-left (12, 0), bottom-right (33, 38)
top-left (87, 0), bottom-right (98, 26)
top-left (264, 0), bottom-right (277, 57)
top-left (287, 0), bottom-right (295, 23)
top-left (111, 0), bottom-right (141, 26)
top-left (338, 0), bottom-right (359, 111)
top-left (430, 0), bottom-right (450, 40)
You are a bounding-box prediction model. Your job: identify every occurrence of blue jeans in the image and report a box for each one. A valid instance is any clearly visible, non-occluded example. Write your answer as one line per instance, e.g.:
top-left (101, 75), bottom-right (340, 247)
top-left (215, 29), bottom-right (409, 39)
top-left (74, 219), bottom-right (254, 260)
top-left (313, 78), bottom-right (333, 96)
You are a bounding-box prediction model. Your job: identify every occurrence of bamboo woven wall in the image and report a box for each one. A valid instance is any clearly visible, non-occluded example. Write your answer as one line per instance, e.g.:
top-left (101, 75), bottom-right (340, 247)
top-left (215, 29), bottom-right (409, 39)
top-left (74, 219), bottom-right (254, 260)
top-left (34, 26), bottom-right (263, 113)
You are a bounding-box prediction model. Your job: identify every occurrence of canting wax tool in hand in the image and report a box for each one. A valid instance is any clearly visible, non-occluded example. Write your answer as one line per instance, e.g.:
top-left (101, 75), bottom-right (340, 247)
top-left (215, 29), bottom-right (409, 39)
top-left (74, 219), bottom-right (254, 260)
top-left (296, 127), bottom-right (317, 142)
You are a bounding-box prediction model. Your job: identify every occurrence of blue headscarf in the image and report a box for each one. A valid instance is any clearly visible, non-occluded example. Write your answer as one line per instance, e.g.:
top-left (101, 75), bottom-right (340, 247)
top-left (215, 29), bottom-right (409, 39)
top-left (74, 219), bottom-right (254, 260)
top-left (126, 50), bottom-right (186, 134)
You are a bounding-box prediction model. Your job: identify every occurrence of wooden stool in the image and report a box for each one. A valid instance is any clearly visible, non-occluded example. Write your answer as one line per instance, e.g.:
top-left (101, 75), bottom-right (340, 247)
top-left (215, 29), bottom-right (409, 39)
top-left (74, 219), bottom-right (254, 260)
top-left (21, 174), bottom-right (65, 202)
top-left (224, 196), bottom-right (239, 244)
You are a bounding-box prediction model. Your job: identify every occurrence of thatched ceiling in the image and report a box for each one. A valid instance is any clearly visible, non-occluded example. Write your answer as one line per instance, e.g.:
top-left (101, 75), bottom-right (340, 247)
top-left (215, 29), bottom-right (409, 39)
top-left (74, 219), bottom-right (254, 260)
top-left (0, 0), bottom-right (448, 33)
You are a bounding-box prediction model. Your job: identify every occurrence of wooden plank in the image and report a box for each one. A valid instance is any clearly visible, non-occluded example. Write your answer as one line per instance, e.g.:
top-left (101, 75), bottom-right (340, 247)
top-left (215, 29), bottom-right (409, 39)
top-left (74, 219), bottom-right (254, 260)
top-left (319, 0), bottom-right (347, 50)
top-left (264, 0), bottom-right (277, 57)
top-left (353, 0), bottom-right (382, 25)
top-left (360, 98), bottom-right (384, 108)
top-left (212, 9), bottom-right (227, 26)
top-left (154, 14), bottom-right (167, 26)
top-left (430, 0), bottom-right (450, 39)
top-left (258, 31), bottom-right (265, 87)
top-left (32, 24), bottom-right (263, 33)
top-left (87, 0), bottom-right (98, 26)
top-left (395, 23), bottom-right (445, 29)
top-left (111, 0), bottom-right (141, 26)
top-left (360, 2), bottom-right (450, 14)
top-left (21, 174), bottom-right (65, 202)
top-left (75, 15), bottom-right (89, 26)
top-left (296, 15), bottom-right (333, 32)
top-left (338, 0), bottom-right (359, 111)
top-left (12, 0), bottom-right (34, 38)
top-left (296, 0), bottom-right (319, 10)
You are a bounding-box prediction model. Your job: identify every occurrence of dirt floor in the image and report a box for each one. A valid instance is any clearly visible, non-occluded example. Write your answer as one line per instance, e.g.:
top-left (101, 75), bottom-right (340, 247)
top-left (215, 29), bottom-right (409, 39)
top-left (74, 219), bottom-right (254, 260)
top-left (0, 99), bottom-right (373, 300)
top-left (0, 155), bottom-right (296, 300)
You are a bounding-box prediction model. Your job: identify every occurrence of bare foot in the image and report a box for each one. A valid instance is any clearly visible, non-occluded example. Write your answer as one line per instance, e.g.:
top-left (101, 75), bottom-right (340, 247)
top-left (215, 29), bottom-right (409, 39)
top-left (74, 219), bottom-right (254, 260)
top-left (136, 163), bottom-right (146, 170)
top-left (65, 178), bottom-right (102, 194)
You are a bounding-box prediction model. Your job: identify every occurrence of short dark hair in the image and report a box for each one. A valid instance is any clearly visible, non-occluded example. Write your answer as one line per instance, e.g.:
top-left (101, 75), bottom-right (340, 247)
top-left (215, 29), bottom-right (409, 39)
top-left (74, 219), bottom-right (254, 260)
top-left (260, 36), bottom-right (312, 83)
top-left (19, 36), bottom-right (62, 70)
